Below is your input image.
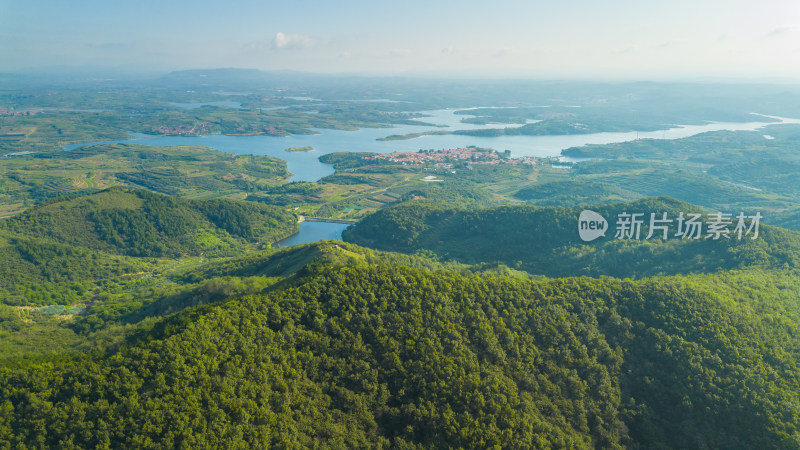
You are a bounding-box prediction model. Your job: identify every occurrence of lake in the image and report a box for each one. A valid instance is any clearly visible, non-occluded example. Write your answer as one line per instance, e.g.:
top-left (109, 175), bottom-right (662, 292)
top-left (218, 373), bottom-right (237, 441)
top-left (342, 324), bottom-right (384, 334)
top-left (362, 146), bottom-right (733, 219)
top-left (64, 109), bottom-right (800, 182)
top-left (274, 220), bottom-right (351, 248)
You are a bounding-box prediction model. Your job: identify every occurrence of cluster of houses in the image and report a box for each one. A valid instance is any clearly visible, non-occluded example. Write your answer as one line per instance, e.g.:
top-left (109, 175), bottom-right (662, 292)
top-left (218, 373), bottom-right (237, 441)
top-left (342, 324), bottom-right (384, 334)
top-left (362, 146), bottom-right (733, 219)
top-left (364, 147), bottom-right (544, 167)
top-left (150, 123), bottom-right (211, 135)
top-left (0, 109), bottom-right (43, 117)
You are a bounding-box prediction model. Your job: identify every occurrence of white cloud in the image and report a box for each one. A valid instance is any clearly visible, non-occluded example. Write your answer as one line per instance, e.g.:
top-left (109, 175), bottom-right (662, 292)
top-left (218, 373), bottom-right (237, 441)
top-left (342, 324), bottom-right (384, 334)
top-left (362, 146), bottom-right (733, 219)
top-left (494, 47), bottom-right (518, 57)
top-left (272, 32), bottom-right (315, 50)
top-left (389, 48), bottom-right (412, 57)
top-left (767, 24), bottom-right (800, 37)
top-left (441, 46), bottom-right (457, 55)
top-left (657, 39), bottom-right (687, 49)
top-left (611, 45), bottom-right (640, 54)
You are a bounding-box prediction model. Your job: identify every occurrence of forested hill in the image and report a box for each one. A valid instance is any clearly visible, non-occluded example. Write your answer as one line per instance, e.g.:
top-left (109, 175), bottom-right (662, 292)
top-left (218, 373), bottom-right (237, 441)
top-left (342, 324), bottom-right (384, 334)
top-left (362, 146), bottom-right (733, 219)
top-left (342, 197), bottom-right (800, 278)
top-left (0, 187), bottom-right (297, 258)
top-left (0, 232), bottom-right (151, 306)
top-left (2, 263), bottom-right (799, 448)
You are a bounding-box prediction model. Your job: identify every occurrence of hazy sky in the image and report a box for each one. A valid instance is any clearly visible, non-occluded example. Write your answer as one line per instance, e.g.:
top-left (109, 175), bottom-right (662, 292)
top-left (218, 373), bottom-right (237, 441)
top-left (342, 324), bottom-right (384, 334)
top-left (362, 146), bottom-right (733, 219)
top-left (1, 0), bottom-right (799, 79)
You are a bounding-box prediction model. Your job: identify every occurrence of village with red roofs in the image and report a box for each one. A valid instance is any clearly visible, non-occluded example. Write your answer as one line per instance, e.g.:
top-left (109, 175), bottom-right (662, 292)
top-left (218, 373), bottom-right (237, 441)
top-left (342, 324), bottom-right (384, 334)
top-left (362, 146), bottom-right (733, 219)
top-left (363, 146), bottom-right (554, 172)
top-left (0, 109), bottom-right (43, 117)
top-left (150, 123), bottom-right (211, 136)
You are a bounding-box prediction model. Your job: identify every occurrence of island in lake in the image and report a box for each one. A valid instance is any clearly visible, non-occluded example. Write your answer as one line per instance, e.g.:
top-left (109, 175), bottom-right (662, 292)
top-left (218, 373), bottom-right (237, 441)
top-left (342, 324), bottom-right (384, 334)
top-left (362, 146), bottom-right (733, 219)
top-left (285, 146), bottom-right (314, 152)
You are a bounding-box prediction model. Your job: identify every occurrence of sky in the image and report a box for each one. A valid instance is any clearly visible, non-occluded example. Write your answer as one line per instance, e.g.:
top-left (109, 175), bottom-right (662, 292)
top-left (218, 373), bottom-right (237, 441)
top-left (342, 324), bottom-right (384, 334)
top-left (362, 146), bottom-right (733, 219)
top-left (1, 0), bottom-right (799, 80)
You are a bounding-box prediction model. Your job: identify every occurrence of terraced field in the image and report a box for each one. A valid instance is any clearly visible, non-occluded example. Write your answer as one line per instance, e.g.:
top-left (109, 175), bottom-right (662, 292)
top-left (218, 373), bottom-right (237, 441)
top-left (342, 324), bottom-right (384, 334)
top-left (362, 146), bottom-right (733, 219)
top-left (0, 143), bottom-right (289, 216)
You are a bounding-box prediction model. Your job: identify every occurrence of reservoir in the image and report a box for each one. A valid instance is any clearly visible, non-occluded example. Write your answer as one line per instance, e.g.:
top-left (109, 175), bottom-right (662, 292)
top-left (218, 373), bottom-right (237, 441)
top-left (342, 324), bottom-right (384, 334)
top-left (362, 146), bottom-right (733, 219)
top-left (274, 220), bottom-right (351, 248)
top-left (64, 109), bottom-right (800, 182)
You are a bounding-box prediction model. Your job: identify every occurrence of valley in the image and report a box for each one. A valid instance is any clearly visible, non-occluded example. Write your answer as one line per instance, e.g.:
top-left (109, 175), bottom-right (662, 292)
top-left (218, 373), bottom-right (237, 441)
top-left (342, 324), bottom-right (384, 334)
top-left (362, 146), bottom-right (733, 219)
top-left (1, 72), bottom-right (800, 447)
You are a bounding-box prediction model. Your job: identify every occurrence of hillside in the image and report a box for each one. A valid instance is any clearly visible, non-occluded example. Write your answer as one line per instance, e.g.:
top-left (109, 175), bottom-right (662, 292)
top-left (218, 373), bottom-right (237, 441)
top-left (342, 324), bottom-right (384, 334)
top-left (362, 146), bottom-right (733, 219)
top-left (0, 188), bottom-right (298, 258)
top-left (513, 179), bottom-right (642, 206)
top-left (343, 197), bottom-right (800, 278)
top-left (0, 231), bottom-right (150, 306)
top-left (0, 143), bottom-right (290, 217)
top-left (5, 65), bottom-right (800, 449)
top-left (550, 128), bottom-right (800, 229)
top-left (71, 240), bottom-right (538, 333)
top-left (1, 262), bottom-right (799, 448)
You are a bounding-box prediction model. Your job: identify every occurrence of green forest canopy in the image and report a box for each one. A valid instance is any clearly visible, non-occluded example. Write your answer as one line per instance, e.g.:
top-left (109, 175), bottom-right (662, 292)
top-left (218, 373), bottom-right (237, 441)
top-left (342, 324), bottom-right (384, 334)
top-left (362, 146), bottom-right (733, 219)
top-left (0, 187), bottom-right (298, 258)
top-left (1, 262), bottom-right (799, 448)
top-left (343, 197), bottom-right (800, 278)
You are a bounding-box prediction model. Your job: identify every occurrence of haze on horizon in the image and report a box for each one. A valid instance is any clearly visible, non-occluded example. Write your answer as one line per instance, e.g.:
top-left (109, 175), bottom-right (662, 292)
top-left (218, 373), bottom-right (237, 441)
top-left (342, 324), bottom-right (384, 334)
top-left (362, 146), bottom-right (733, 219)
top-left (1, 0), bottom-right (800, 81)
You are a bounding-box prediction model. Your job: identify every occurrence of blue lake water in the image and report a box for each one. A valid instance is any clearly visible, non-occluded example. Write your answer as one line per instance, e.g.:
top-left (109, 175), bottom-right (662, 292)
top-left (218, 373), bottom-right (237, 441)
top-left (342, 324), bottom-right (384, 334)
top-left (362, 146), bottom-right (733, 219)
top-left (63, 109), bottom-right (800, 182)
top-left (275, 221), bottom-right (351, 248)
